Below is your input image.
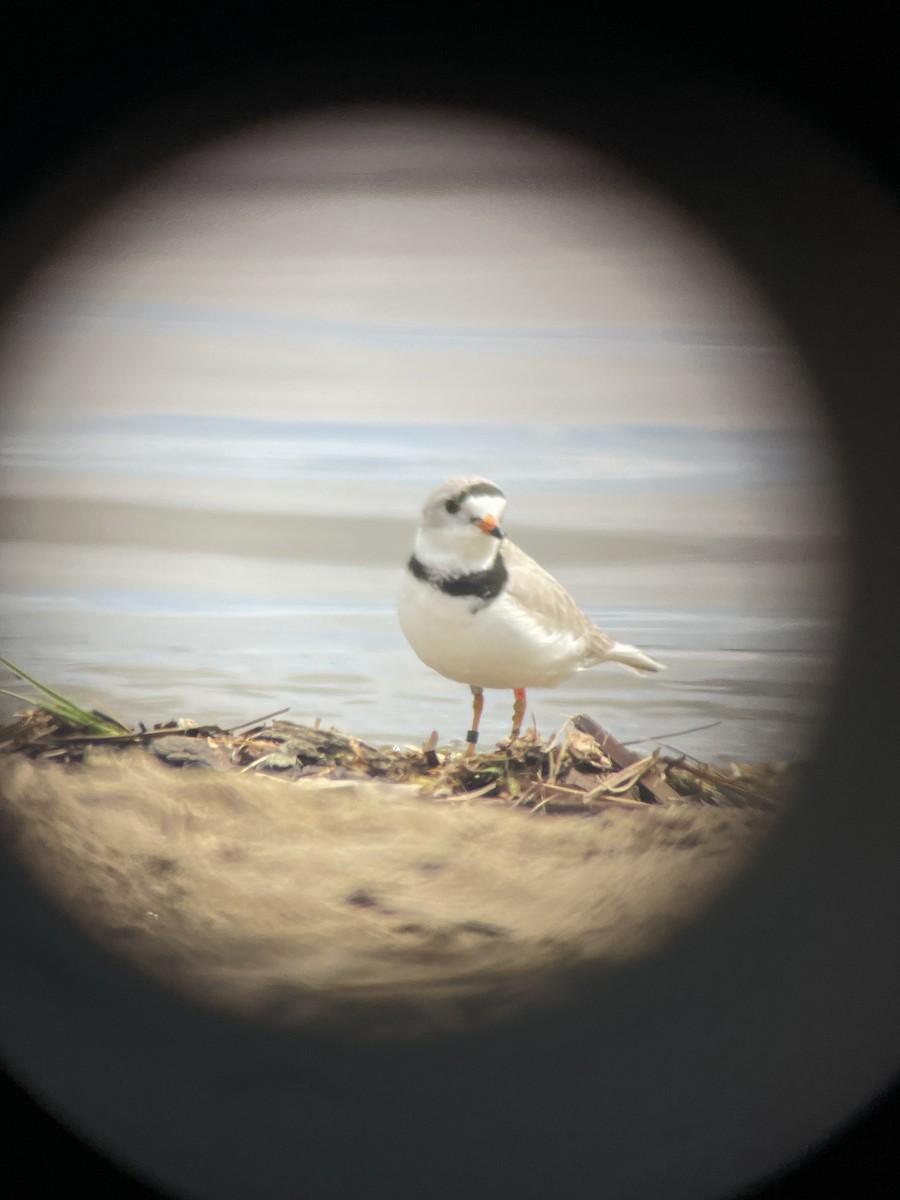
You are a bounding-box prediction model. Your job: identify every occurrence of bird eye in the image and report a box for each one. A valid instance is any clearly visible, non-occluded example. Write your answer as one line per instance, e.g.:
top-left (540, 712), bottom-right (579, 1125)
top-left (445, 499), bottom-right (460, 514)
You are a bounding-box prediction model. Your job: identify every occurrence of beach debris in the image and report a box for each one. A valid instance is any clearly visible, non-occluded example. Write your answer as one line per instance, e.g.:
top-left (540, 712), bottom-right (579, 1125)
top-left (0, 658), bottom-right (793, 814)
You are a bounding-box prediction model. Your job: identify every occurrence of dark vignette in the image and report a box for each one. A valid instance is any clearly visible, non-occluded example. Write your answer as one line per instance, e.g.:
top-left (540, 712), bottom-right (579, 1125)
top-left (1, 5), bottom-right (899, 1200)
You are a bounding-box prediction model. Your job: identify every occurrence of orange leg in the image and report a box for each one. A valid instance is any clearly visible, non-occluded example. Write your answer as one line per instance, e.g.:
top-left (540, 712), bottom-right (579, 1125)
top-left (511, 687), bottom-right (527, 741)
top-left (465, 686), bottom-right (484, 758)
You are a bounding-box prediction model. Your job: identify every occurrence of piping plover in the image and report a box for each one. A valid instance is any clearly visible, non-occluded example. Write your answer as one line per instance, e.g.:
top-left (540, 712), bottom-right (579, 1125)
top-left (398, 476), bottom-right (666, 755)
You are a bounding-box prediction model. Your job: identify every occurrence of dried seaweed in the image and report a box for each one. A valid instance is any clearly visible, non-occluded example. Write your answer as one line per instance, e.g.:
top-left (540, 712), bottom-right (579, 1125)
top-left (0, 657), bottom-right (794, 812)
top-left (0, 707), bottom-right (791, 818)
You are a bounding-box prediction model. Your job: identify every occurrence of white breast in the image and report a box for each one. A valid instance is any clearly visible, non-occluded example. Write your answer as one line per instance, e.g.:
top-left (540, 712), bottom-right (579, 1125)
top-left (397, 572), bottom-right (587, 690)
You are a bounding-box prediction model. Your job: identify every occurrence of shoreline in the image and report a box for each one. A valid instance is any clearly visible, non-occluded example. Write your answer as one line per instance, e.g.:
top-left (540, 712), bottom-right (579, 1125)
top-left (0, 704), bottom-right (789, 1035)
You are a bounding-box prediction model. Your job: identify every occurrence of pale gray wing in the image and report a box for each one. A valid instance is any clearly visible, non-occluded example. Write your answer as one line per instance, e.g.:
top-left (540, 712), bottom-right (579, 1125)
top-left (502, 540), bottom-right (616, 657)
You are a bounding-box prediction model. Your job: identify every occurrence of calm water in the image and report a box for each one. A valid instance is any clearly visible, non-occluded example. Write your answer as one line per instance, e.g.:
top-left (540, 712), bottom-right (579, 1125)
top-left (0, 113), bottom-right (848, 762)
top-left (0, 412), bottom-right (844, 763)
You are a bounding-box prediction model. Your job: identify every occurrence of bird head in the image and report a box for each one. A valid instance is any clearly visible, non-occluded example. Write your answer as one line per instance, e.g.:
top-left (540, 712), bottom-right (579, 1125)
top-left (415, 477), bottom-right (507, 569)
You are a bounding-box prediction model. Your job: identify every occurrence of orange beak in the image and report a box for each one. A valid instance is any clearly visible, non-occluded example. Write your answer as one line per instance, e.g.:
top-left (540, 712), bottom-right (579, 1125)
top-left (476, 515), bottom-right (504, 539)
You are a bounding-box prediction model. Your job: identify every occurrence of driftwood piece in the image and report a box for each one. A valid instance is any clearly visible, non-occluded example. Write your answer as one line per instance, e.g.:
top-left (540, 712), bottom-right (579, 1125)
top-left (571, 715), bottom-right (682, 806)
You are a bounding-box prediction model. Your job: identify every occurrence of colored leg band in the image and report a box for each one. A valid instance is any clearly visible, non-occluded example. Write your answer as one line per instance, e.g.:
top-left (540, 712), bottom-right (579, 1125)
top-left (466, 730), bottom-right (479, 744)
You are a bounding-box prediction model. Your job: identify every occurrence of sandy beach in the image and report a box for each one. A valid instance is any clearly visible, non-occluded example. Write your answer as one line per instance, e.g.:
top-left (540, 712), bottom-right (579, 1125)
top-left (0, 730), bottom-right (787, 1035)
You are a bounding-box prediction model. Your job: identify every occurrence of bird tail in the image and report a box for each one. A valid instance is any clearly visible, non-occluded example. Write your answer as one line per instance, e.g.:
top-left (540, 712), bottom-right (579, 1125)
top-left (603, 640), bottom-right (666, 675)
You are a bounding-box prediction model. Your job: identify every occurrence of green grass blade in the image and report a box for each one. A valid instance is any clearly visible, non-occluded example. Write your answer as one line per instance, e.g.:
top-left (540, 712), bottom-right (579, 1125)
top-left (0, 687), bottom-right (50, 707)
top-left (0, 657), bottom-right (130, 734)
top-left (1, 655), bottom-right (94, 711)
top-left (0, 686), bottom-right (93, 728)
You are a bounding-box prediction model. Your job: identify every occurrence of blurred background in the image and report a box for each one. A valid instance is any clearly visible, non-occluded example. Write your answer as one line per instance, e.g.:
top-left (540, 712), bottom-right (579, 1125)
top-left (0, 106), bottom-right (847, 762)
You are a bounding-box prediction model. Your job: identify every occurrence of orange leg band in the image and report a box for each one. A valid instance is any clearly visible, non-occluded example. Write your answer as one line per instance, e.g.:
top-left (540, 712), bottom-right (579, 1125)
top-left (511, 688), bottom-right (526, 740)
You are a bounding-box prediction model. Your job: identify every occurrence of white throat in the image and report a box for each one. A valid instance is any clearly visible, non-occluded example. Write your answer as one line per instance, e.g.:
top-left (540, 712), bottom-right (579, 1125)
top-left (414, 525), bottom-right (501, 576)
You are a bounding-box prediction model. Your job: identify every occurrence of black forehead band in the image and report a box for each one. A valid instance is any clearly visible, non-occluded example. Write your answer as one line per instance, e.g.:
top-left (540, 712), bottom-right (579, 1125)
top-left (451, 482), bottom-right (505, 507)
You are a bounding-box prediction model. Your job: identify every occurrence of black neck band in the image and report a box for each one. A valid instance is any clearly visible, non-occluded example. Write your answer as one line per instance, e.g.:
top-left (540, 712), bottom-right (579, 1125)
top-left (408, 553), bottom-right (508, 604)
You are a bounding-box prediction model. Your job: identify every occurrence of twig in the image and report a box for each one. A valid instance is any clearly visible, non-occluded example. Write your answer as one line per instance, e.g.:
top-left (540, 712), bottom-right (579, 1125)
top-left (545, 725), bottom-right (570, 786)
top-left (225, 707), bottom-right (290, 734)
top-left (661, 758), bottom-right (774, 804)
top-left (41, 726), bottom-right (219, 746)
top-left (454, 781), bottom-right (501, 802)
top-left (531, 781), bottom-right (650, 809)
top-left (583, 756), bottom-right (655, 797)
top-left (621, 721), bottom-right (721, 747)
top-left (656, 743), bottom-right (706, 765)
